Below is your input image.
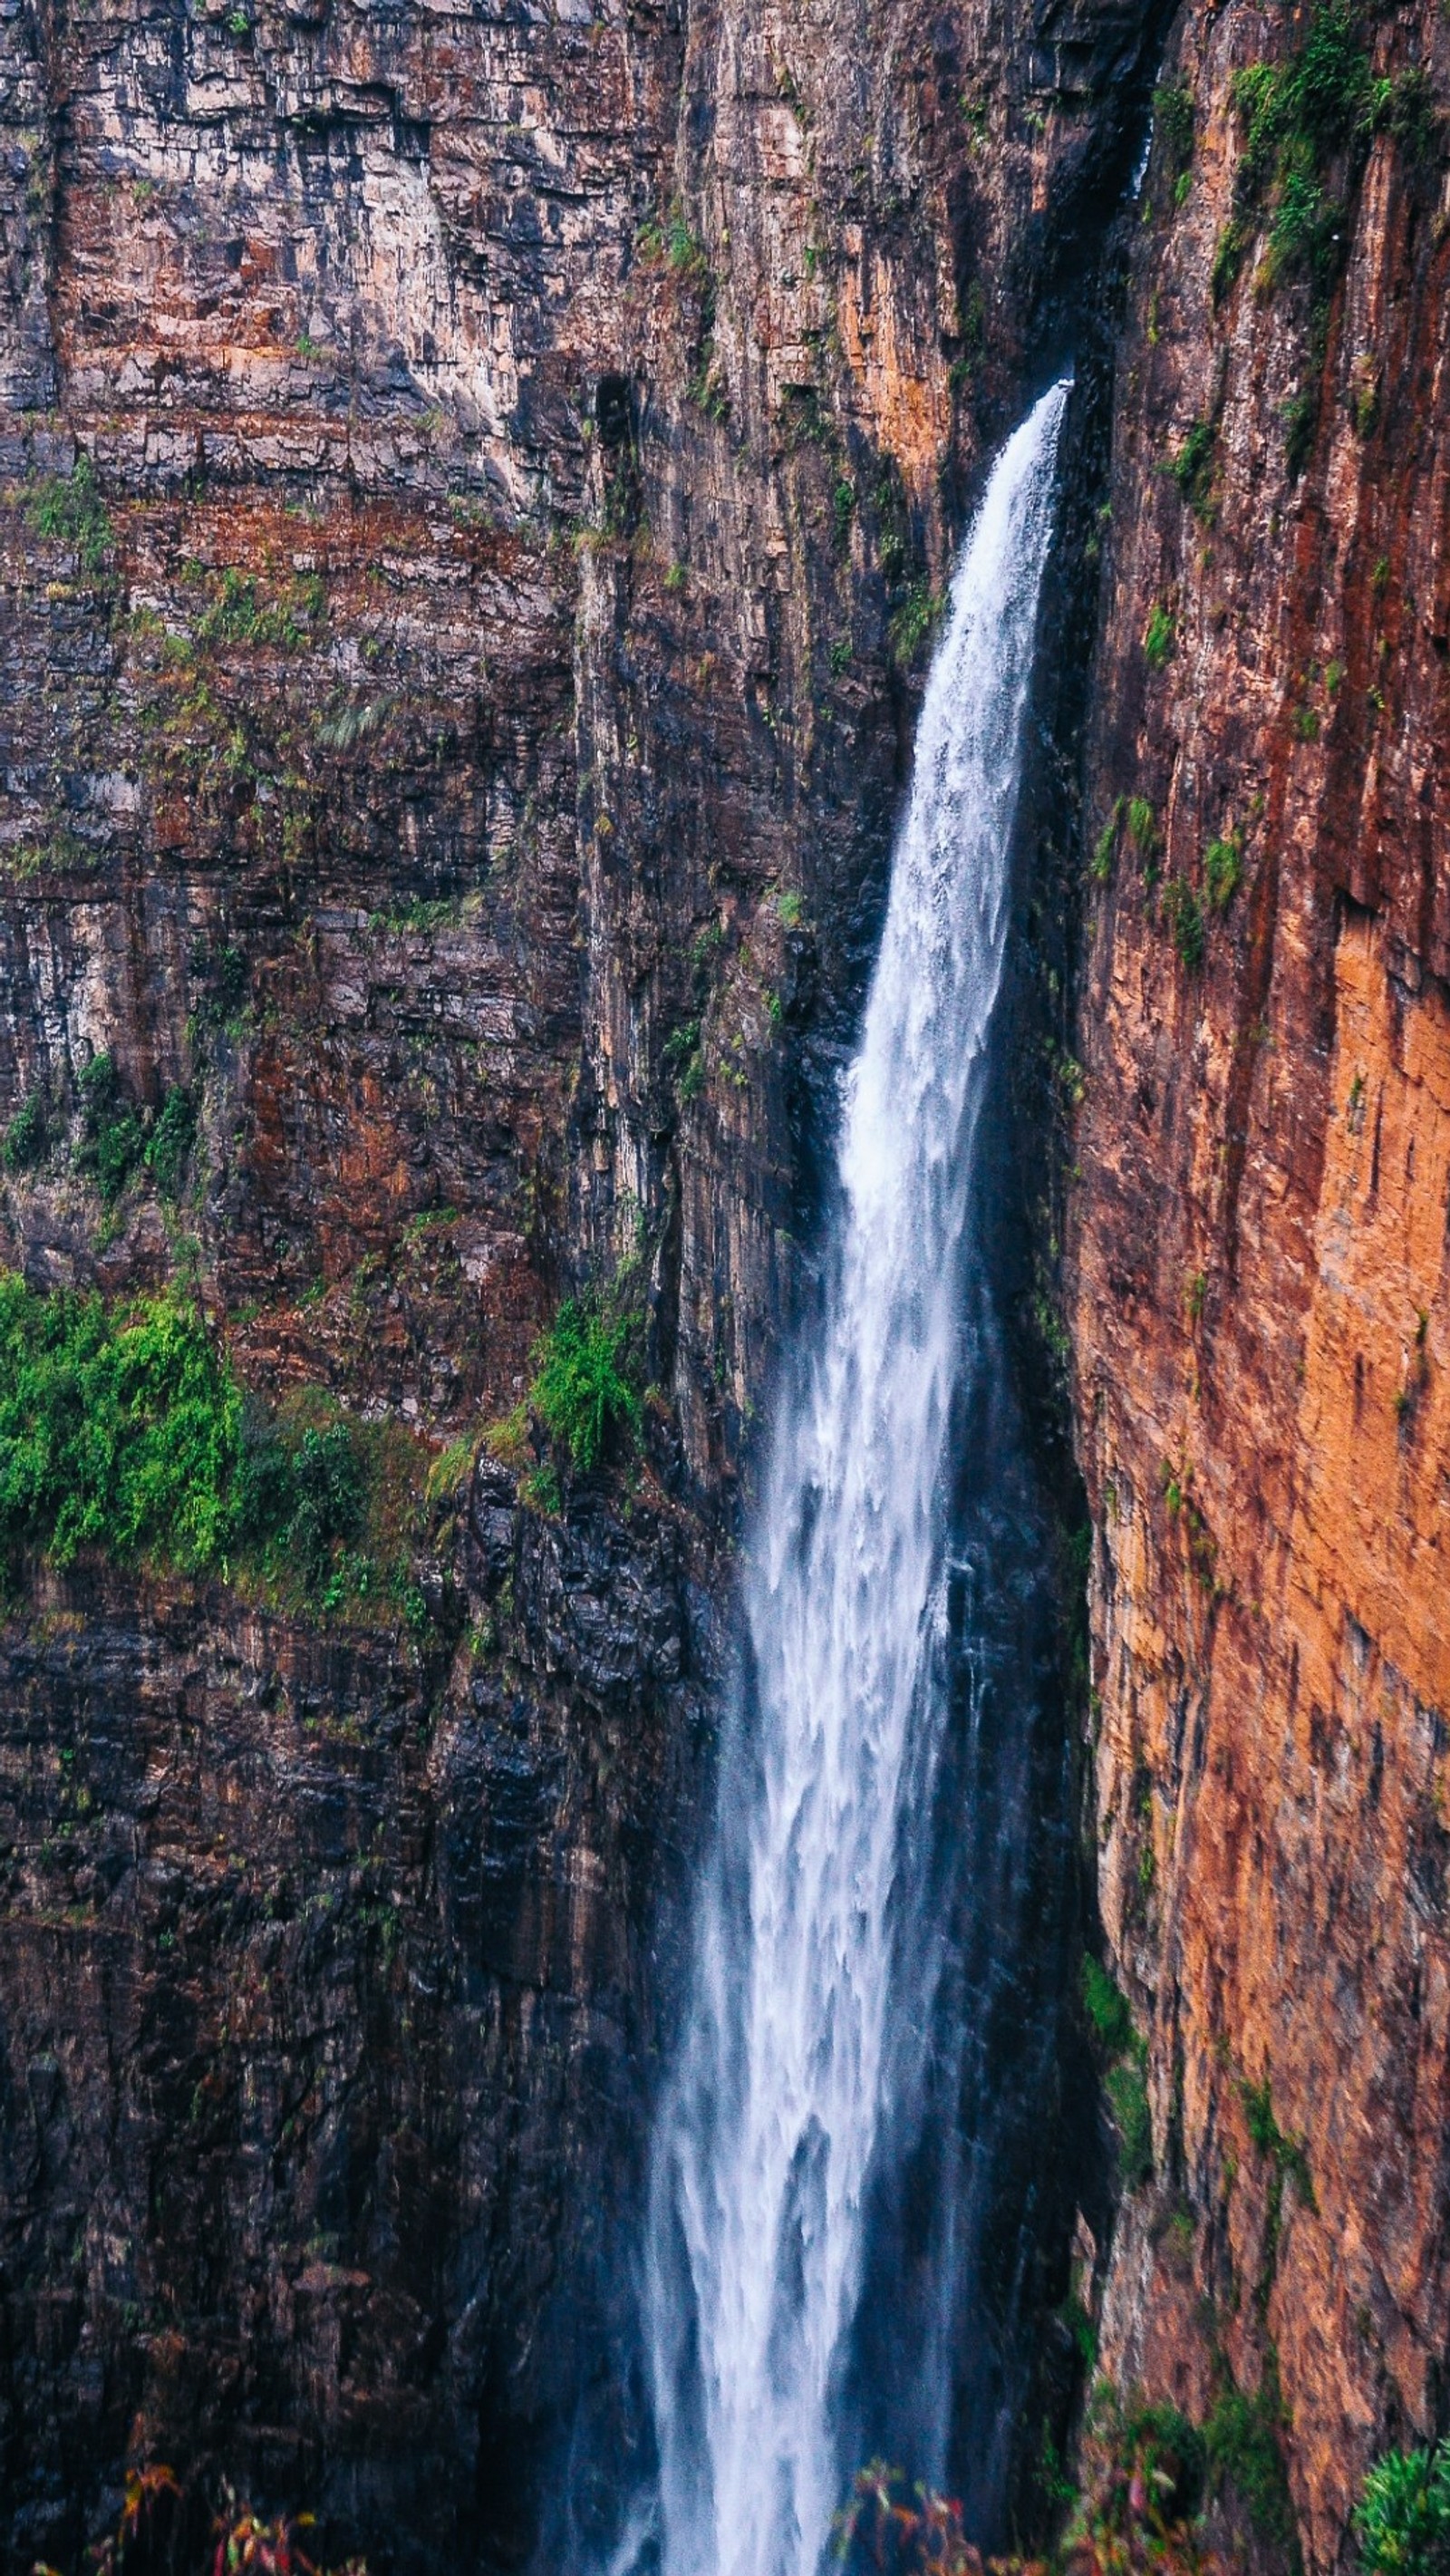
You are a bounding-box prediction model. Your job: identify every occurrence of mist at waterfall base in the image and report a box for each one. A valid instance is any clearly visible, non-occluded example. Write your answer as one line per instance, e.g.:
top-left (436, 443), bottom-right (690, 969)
top-left (622, 382), bottom-right (1078, 2576)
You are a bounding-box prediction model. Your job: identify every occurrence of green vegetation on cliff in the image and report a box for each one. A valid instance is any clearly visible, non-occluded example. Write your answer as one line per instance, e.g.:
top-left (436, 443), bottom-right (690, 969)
top-left (1220, 0), bottom-right (1442, 462)
top-left (24, 452), bottom-right (113, 577)
top-left (0, 1273), bottom-right (429, 1616)
top-left (0, 1277), bottom-right (238, 1571)
top-left (1082, 1955), bottom-right (1154, 2187)
top-left (1356, 2442), bottom-right (1450, 2576)
top-left (3, 1053), bottom-right (199, 1208)
top-left (529, 1296), bottom-right (644, 1471)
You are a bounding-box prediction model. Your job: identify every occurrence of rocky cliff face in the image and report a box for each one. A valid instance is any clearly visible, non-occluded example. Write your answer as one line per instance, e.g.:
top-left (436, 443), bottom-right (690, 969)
top-left (0, 0), bottom-right (1158, 2561)
top-left (0, 1488), bottom-right (701, 2569)
top-left (1068, 0), bottom-right (1450, 2561)
top-left (5, 0), bottom-right (1446, 2563)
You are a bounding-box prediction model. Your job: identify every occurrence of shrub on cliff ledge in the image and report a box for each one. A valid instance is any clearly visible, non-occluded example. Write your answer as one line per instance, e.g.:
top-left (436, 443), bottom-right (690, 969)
top-left (0, 1276), bottom-right (401, 1612)
top-left (0, 1275), bottom-right (240, 1570)
top-left (527, 1295), bottom-right (644, 1472)
top-left (1161, 877), bottom-right (1205, 973)
top-left (1204, 2363), bottom-right (1300, 2557)
top-left (25, 452), bottom-right (113, 577)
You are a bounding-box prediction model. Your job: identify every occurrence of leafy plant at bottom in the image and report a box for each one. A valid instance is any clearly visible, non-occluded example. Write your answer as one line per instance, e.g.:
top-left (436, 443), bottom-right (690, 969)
top-left (833, 2462), bottom-right (979, 2576)
top-left (1081, 2381), bottom-right (1207, 2537)
top-left (1354, 2442), bottom-right (1450, 2576)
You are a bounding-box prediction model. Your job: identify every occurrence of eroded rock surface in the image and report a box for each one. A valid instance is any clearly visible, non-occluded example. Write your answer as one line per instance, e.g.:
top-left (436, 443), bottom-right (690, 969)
top-left (1070, 2), bottom-right (1450, 2560)
top-left (0, 0), bottom-right (1157, 2560)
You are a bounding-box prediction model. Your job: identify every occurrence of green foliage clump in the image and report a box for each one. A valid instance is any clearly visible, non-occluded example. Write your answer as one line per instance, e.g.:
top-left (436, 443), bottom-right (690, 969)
top-left (1090, 798), bottom-right (1126, 885)
top-left (1282, 382), bottom-right (1322, 479)
top-left (662, 1017), bottom-right (704, 1103)
top-left (1239, 2074), bottom-right (1315, 2203)
top-left (1264, 147), bottom-right (1346, 297)
top-left (1082, 1955), bottom-right (1154, 2189)
top-left (0, 1275), bottom-right (419, 1621)
top-left (1212, 217), bottom-right (1251, 305)
top-left (1204, 831), bottom-right (1243, 911)
top-left (195, 566), bottom-right (323, 652)
top-left (527, 1297), bottom-right (643, 1473)
top-left (235, 1409), bottom-right (366, 1592)
top-left (1294, 1), bottom-right (1373, 148)
top-left (1204, 2364), bottom-right (1299, 2552)
top-left (1223, 3), bottom-right (1409, 321)
top-left (1218, 2), bottom-right (1426, 478)
top-left (1162, 876), bottom-right (1205, 973)
top-left (25, 453), bottom-right (112, 576)
top-left (1154, 82), bottom-right (1196, 191)
top-left (144, 1086), bottom-right (197, 1199)
top-left (1106, 2057), bottom-right (1154, 2185)
top-left (0, 1276), bottom-right (240, 1571)
top-left (77, 1053), bottom-right (146, 1203)
top-left (1169, 417), bottom-right (1216, 519)
top-left (1082, 1953), bottom-right (1135, 2055)
top-left (664, 207), bottom-right (710, 284)
top-left (3, 1090), bottom-right (48, 1175)
top-left (1126, 797), bottom-right (1161, 882)
top-left (1373, 66), bottom-right (1440, 163)
top-left (1093, 2384), bottom-right (1207, 2527)
top-left (1355, 2443), bottom-right (1450, 2576)
top-left (888, 580), bottom-right (942, 668)
top-left (1144, 602), bottom-right (1176, 671)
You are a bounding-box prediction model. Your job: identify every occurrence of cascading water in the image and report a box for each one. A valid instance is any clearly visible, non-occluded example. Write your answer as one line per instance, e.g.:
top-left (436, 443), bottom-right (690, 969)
top-left (641, 378), bottom-right (1073, 2576)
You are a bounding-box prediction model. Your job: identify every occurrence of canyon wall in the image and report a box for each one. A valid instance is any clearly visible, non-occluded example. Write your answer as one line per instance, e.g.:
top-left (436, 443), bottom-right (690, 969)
top-left (0, 0), bottom-right (1148, 2561)
top-left (1068, 0), bottom-right (1450, 2562)
top-left (3, 0), bottom-right (1448, 2563)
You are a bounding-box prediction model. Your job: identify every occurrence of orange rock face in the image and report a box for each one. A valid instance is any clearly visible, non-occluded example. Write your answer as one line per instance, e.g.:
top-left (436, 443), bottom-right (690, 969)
top-left (1069, 0), bottom-right (1450, 2561)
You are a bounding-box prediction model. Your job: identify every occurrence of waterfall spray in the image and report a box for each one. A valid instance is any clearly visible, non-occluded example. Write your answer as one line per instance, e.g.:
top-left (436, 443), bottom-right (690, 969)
top-left (644, 380), bottom-right (1071, 2576)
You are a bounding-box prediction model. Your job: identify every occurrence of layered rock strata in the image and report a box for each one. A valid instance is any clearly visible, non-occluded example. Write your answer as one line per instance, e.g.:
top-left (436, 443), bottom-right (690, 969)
top-left (0, 0), bottom-right (1156, 2558)
top-left (1069, 4), bottom-right (1450, 2561)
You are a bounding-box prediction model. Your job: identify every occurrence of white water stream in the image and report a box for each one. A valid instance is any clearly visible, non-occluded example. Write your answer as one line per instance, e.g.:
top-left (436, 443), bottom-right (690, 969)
top-left (643, 380), bottom-right (1070, 2576)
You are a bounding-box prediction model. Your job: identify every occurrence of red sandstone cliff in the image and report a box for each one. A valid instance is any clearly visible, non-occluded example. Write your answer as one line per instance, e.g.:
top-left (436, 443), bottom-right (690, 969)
top-left (1069, 0), bottom-right (1450, 2561)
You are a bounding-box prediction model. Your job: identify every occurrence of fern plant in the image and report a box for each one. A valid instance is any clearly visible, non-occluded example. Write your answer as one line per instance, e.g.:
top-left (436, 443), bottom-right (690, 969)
top-left (1355, 2444), bottom-right (1450, 2576)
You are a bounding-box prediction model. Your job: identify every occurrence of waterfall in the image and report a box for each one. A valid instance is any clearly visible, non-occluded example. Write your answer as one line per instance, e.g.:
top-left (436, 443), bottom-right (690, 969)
top-left (643, 380), bottom-right (1071, 2576)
